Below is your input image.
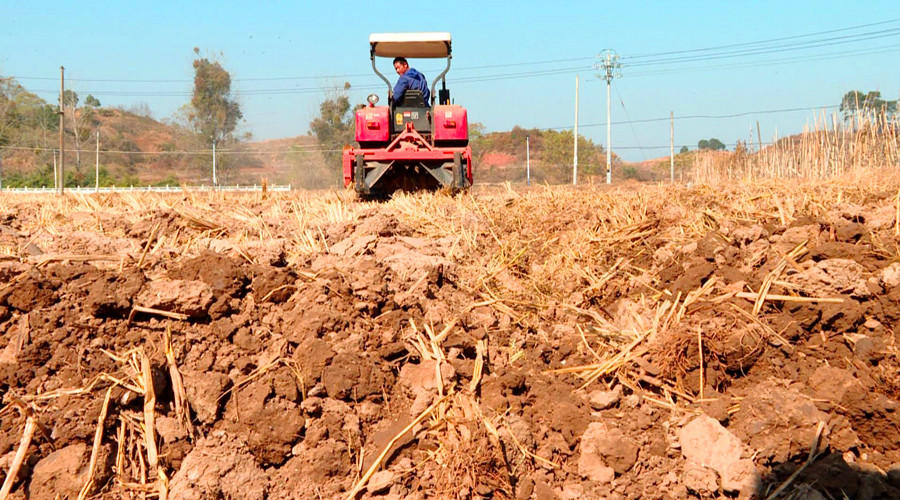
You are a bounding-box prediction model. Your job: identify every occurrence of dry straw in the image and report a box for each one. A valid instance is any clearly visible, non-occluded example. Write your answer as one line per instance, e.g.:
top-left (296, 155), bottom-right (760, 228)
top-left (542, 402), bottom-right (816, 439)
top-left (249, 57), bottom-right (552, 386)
top-left (1, 149), bottom-right (898, 497)
top-left (691, 110), bottom-right (899, 184)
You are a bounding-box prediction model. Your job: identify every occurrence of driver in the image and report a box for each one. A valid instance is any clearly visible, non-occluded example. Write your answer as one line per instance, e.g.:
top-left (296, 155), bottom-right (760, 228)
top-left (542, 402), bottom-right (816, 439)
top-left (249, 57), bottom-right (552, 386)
top-left (392, 57), bottom-right (430, 106)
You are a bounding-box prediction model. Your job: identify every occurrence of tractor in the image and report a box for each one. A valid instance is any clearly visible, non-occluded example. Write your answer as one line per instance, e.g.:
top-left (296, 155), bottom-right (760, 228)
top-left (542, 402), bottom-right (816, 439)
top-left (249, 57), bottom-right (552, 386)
top-left (342, 32), bottom-right (473, 196)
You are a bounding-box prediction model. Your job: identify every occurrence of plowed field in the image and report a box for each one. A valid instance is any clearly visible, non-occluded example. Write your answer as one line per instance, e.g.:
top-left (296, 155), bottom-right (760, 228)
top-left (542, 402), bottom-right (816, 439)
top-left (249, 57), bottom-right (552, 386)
top-left (1, 179), bottom-right (899, 499)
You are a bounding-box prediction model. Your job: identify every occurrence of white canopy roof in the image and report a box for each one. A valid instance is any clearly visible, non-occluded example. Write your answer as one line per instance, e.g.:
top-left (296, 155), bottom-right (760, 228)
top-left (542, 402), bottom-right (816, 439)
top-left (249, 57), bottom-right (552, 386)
top-left (369, 32), bottom-right (451, 58)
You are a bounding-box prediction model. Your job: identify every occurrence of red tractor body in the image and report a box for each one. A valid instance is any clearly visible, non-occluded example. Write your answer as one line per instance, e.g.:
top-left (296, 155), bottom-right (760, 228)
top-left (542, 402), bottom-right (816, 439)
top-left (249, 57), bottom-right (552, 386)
top-left (342, 33), bottom-right (473, 195)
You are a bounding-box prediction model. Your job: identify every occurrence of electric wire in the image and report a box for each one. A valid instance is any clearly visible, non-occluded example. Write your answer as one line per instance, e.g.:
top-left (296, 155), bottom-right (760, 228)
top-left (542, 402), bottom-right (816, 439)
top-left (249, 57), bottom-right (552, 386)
top-left (0, 102), bottom-right (850, 158)
top-left (622, 17), bottom-right (900, 59)
top-left (7, 18), bottom-right (900, 92)
top-left (19, 31), bottom-right (892, 98)
top-left (623, 42), bottom-right (900, 78)
top-left (622, 27), bottom-right (900, 68)
top-left (613, 83), bottom-right (647, 162)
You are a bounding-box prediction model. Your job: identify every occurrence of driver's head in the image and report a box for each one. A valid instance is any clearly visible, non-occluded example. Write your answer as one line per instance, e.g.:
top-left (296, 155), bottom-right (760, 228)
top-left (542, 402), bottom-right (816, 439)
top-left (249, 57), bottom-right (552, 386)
top-left (393, 57), bottom-right (409, 75)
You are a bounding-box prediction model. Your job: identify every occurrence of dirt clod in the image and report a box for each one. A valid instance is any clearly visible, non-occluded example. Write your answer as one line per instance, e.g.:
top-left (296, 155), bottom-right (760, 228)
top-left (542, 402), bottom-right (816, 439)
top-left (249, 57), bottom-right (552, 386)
top-left (2, 184), bottom-right (899, 499)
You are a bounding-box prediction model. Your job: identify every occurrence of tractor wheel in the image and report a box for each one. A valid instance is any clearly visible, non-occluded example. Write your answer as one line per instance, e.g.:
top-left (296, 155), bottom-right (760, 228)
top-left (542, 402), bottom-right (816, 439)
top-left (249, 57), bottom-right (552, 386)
top-left (452, 153), bottom-right (468, 190)
top-left (354, 154), bottom-right (369, 195)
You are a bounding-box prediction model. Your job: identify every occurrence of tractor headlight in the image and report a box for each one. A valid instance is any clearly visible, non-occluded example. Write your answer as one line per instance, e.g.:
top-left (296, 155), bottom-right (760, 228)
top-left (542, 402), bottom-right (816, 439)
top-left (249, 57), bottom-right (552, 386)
top-left (367, 93), bottom-right (379, 105)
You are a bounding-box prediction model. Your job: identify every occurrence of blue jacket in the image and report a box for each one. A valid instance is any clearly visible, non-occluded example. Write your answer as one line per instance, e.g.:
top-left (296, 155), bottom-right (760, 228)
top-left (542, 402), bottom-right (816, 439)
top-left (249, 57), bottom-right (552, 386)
top-left (393, 68), bottom-right (430, 105)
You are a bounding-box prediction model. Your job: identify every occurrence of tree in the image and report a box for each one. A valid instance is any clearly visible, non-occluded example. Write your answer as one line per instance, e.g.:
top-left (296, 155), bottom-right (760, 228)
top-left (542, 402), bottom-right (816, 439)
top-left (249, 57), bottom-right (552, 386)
top-left (541, 129), bottom-right (573, 172)
top-left (679, 146), bottom-right (689, 154)
top-left (698, 138), bottom-right (726, 151)
top-left (468, 122), bottom-right (486, 142)
top-left (0, 77), bottom-right (20, 147)
top-left (309, 86), bottom-right (357, 185)
top-left (537, 129), bottom-right (608, 182)
top-left (63, 90), bottom-right (78, 108)
top-left (840, 90), bottom-right (897, 122)
top-left (188, 50), bottom-right (243, 147)
top-left (84, 94), bottom-right (101, 108)
top-left (63, 90), bottom-right (85, 169)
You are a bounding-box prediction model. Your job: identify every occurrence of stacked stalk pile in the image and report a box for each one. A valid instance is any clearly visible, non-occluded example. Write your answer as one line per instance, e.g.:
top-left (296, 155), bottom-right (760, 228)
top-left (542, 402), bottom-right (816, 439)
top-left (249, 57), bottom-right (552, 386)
top-left (692, 112), bottom-right (899, 183)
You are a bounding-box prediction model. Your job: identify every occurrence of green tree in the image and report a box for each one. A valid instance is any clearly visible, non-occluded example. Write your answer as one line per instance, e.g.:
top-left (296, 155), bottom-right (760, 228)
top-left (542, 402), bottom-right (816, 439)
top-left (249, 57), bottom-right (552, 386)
top-left (840, 90), bottom-right (897, 122)
top-left (308, 86), bottom-right (358, 185)
top-left (189, 50), bottom-right (243, 147)
top-left (698, 138), bottom-right (726, 151)
top-left (679, 145), bottom-right (689, 154)
top-left (468, 121), bottom-right (486, 142)
top-left (622, 165), bottom-right (641, 180)
top-left (538, 129), bottom-right (608, 182)
top-left (84, 94), bottom-right (101, 108)
top-left (0, 77), bottom-right (22, 147)
top-left (541, 129), bottom-right (573, 171)
top-left (63, 89), bottom-right (78, 108)
top-left (62, 89), bottom-right (86, 169)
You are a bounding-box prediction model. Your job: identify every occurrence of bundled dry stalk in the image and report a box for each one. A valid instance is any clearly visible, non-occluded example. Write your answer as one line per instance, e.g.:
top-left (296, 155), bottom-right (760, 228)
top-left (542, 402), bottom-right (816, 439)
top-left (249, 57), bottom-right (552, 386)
top-left (691, 111), bottom-right (899, 184)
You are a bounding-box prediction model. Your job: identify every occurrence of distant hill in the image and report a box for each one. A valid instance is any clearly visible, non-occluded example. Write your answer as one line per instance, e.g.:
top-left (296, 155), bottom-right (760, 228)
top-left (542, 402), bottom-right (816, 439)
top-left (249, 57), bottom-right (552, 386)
top-left (469, 126), bottom-right (662, 184)
top-left (3, 76), bottom-right (671, 188)
top-left (1, 76), bottom-right (330, 187)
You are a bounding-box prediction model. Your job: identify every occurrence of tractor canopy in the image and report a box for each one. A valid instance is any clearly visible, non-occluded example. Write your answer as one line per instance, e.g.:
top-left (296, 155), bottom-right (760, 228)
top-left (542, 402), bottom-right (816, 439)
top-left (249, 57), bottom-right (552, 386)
top-left (369, 32), bottom-right (451, 58)
top-left (367, 32), bottom-right (453, 108)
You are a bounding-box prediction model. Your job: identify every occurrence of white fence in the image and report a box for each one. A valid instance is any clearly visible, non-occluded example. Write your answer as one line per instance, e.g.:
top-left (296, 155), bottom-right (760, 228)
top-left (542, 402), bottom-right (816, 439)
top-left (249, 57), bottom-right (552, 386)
top-left (1, 184), bottom-right (292, 194)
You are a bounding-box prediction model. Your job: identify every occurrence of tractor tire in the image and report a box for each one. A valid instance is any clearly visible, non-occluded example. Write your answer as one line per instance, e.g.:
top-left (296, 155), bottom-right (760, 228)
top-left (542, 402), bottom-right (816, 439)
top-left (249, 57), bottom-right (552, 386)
top-left (354, 154), bottom-right (368, 195)
top-left (452, 153), bottom-right (467, 190)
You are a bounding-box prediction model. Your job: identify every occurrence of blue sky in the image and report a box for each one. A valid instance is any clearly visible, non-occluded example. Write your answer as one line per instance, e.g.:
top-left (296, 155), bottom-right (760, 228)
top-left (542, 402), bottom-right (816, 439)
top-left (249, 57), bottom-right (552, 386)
top-left (2, 1), bottom-right (898, 161)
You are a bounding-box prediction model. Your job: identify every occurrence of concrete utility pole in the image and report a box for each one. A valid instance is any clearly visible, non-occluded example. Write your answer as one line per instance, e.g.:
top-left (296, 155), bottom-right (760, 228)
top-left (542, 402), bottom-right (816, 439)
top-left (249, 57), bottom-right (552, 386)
top-left (212, 139), bottom-right (218, 187)
top-left (596, 50), bottom-right (621, 185)
top-left (670, 111), bottom-right (674, 183)
top-left (58, 66), bottom-right (65, 195)
top-left (573, 75), bottom-right (579, 185)
top-left (756, 121), bottom-right (762, 153)
top-left (526, 136), bottom-right (531, 186)
top-left (95, 130), bottom-right (100, 192)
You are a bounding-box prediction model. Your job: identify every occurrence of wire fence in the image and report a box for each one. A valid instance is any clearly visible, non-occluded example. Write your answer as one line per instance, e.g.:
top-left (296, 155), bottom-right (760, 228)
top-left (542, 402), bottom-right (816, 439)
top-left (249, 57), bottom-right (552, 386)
top-left (1, 184), bottom-right (292, 194)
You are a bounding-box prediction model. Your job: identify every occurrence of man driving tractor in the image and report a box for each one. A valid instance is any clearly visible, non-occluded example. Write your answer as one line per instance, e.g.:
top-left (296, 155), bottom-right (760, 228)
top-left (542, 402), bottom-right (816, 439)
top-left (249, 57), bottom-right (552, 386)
top-left (343, 32), bottom-right (472, 195)
top-left (392, 56), bottom-right (430, 105)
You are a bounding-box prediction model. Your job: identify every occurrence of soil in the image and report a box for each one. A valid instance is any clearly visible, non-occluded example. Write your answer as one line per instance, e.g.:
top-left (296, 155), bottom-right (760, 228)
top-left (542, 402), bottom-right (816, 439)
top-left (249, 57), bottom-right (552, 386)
top-left (0, 183), bottom-right (899, 499)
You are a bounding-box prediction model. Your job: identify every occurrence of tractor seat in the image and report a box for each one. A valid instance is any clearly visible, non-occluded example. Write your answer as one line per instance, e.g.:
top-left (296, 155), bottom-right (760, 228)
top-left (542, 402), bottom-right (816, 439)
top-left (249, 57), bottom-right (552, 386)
top-left (400, 89), bottom-right (428, 108)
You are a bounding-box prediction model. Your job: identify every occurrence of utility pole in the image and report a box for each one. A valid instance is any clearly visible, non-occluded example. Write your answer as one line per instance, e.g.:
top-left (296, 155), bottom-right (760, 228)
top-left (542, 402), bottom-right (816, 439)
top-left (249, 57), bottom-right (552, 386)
top-left (756, 121), bottom-right (762, 153)
top-left (670, 111), bottom-right (674, 183)
top-left (573, 75), bottom-right (579, 185)
top-left (596, 50), bottom-right (621, 185)
top-left (58, 66), bottom-right (65, 195)
top-left (212, 139), bottom-right (218, 188)
top-left (95, 130), bottom-right (100, 192)
top-left (526, 136), bottom-right (531, 186)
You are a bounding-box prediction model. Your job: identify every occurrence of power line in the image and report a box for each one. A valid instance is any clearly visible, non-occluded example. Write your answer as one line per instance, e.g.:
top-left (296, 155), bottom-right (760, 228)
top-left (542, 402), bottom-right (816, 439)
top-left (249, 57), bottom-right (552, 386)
top-left (23, 64), bottom-right (597, 97)
top-left (545, 104), bottom-right (840, 131)
top-left (615, 141), bottom-right (778, 150)
top-left (9, 17), bottom-right (899, 86)
top-left (11, 26), bottom-right (899, 98)
top-left (622, 16), bottom-right (900, 60)
top-left (624, 42), bottom-right (900, 78)
top-left (623, 26), bottom-right (900, 68)
top-left (613, 83), bottom-right (646, 162)
top-left (8, 58), bottom-right (596, 84)
top-left (19, 34), bottom-right (894, 99)
top-left (0, 100), bottom-right (873, 158)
